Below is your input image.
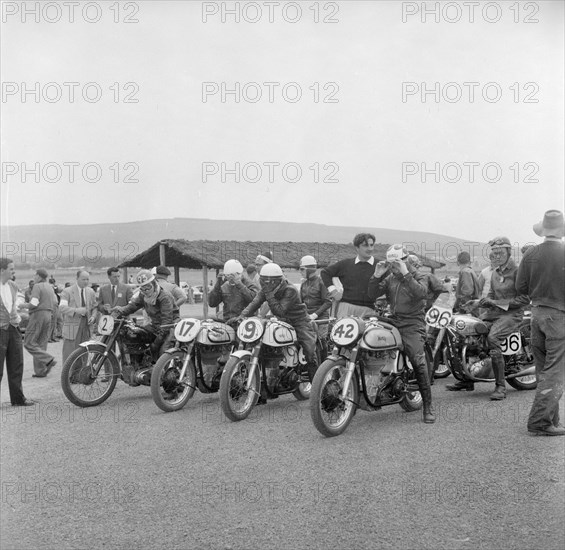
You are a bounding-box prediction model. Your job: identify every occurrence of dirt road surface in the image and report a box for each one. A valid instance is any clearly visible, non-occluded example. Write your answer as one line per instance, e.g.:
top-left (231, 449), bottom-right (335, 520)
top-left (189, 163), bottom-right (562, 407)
top-left (2, 342), bottom-right (564, 550)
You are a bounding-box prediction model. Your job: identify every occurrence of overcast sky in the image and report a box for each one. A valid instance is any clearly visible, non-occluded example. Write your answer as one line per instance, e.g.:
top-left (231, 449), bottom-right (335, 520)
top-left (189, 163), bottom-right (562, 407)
top-left (1, 0), bottom-right (563, 247)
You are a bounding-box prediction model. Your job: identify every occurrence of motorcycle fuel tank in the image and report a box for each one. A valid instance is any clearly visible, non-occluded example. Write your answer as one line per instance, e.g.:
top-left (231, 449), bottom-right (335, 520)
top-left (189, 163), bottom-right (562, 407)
top-left (451, 314), bottom-right (489, 336)
top-left (263, 320), bottom-right (297, 347)
top-left (360, 324), bottom-right (402, 351)
top-left (197, 323), bottom-right (236, 345)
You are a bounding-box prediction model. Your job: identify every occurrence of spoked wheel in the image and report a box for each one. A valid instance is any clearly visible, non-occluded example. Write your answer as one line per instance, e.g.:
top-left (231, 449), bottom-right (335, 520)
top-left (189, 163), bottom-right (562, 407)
top-left (219, 355), bottom-right (260, 422)
top-left (151, 350), bottom-right (197, 412)
top-left (310, 358), bottom-right (358, 438)
top-left (61, 346), bottom-right (119, 407)
top-left (434, 360), bottom-right (451, 378)
top-left (506, 351), bottom-right (537, 391)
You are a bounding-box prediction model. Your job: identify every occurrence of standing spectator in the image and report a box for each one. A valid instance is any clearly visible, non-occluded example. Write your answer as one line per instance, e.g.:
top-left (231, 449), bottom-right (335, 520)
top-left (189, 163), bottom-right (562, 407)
top-left (516, 210), bottom-right (565, 436)
top-left (208, 260), bottom-right (258, 322)
top-left (22, 269), bottom-right (58, 377)
top-left (0, 258), bottom-right (34, 405)
top-left (97, 267), bottom-right (133, 315)
top-left (299, 255), bottom-right (331, 350)
top-left (60, 270), bottom-right (97, 364)
top-left (187, 285), bottom-right (195, 305)
top-left (321, 233), bottom-right (377, 318)
top-left (49, 277), bottom-right (63, 342)
top-left (24, 280), bottom-right (34, 303)
top-left (453, 252), bottom-right (480, 312)
top-left (478, 252), bottom-right (496, 299)
top-left (153, 266), bottom-right (186, 321)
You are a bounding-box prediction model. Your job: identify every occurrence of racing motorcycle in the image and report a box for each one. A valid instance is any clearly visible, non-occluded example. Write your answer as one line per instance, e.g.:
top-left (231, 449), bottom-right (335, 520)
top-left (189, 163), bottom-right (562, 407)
top-left (424, 301), bottom-right (536, 391)
top-left (310, 316), bottom-right (423, 438)
top-left (61, 314), bottom-right (174, 407)
top-left (219, 316), bottom-right (323, 422)
top-left (150, 318), bottom-right (236, 412)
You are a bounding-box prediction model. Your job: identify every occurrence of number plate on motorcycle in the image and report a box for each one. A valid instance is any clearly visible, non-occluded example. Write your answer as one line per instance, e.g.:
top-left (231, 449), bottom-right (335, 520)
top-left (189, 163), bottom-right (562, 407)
top-left (98, 315), bottom-right (114, 335)
top-left (425, 305), bottom-right (452, 328)
top-left (237, 318), bottom-right (264, 343)
top-left (331, 318), bottom-right (360, 346)
top-left (174, 318), bottom-right (201, 342)
top-left (501, 332), bottom-right (522, 355)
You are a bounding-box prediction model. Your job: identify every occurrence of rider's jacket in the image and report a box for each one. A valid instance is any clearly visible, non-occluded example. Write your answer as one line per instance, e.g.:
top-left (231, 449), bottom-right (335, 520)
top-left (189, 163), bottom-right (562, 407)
top-left (118, 287), bottom-right (175, 339)
top-left (368, 267), bottom-right (427, 318)
top-left (483, 258), bottom-right (529, 321)
top-left (241, 279), bottom-right (311, 326)
top-left (300, 274), bottom-right (331, 318)
top-left (208, 278), bottom-right (259, 321)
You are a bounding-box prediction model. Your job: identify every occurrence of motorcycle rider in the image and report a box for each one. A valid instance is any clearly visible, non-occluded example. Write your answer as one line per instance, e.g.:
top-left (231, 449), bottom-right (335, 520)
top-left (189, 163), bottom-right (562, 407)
top-left (299, 255), bottom-right (332, 355)
top-left (238, 263), bottom-right (319, 383)
top-left (111, 269), bottom-right (175, 360)
top-left (208, 259), bottom-right (259, 322)
top-left (447, 237), bottom-right (529, 399)
top-left (368, 244), bottom-right (436, 423)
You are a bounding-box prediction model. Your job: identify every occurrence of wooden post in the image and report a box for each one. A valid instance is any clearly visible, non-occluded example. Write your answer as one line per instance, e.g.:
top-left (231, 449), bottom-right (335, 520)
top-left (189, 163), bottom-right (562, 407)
top-left (202, 265), bottom-right (209, 319)
top-left (215, 268), bottom-right (220, 316)
top-left (174, 265), bottom-right (180, 286)
top-left (121, 267), bottom-right (128, 282)
top-left (159, 243), bottom-right (166, 266)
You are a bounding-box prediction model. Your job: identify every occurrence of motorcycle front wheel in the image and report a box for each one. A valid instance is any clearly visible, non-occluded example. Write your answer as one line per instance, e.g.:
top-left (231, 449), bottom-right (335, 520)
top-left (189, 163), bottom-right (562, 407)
top-left (506, 352), bottom-right (537, 391)
top-left (219, 355), bottom-right (260, 422)
top-left (151, 350), bottom-right (197, 412)
top-left (61, 347), bottom-right (119, 407)
top-left (310, 358), bottom-right (358, 438)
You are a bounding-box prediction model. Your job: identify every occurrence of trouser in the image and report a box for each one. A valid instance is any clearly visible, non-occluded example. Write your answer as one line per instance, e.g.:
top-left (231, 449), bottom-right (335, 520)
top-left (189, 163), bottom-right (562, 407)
top-left (337, 302), bottom-right (375, 319)
top-left (62, 319), bottom-right (92, 364)
top-left (486, 314), bottom-right (521, 387)
top-left (0, 326), bottom-right (26, 404)
top-left (24, 310), bottom-right (55, 376)
top-left (294, 321), bottom-right (318, 382)
top-left (50, 306), bottom-right (63, 340)
top-left (527, 306), bottom-right (565, 431)
top-left (393, 316), bottom-right (433, 410)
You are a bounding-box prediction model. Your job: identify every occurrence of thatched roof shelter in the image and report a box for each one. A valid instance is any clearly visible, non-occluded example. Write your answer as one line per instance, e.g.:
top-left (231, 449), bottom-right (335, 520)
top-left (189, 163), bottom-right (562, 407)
top-left (119, 239), bottom-right (444, 271)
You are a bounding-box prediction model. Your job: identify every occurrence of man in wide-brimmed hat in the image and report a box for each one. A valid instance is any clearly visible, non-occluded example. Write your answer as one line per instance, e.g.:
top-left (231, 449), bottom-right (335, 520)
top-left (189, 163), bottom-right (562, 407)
top-left (517, 210), bottom-right (565, 436)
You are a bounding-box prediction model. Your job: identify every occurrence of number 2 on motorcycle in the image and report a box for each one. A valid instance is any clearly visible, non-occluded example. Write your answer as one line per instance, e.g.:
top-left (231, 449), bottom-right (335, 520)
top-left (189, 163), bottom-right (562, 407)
top-left (331, 319), bottom-right (359, 345)
top-left (425, 306), bottom-right (452, 328)
top-left (501, 332), bottom-right (521, 355)
top-left (98, 315), bottom-right (114, 335)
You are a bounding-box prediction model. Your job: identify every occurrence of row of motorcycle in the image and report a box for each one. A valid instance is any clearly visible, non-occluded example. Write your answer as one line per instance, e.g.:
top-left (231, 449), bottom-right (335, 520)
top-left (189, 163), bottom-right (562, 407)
top-left (60, 299), bottom-right (537, 437)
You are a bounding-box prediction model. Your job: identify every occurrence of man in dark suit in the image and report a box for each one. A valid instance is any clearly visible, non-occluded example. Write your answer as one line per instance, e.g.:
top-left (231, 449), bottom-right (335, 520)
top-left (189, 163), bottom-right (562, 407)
top-left (97, 267), bottom-right (133, 315)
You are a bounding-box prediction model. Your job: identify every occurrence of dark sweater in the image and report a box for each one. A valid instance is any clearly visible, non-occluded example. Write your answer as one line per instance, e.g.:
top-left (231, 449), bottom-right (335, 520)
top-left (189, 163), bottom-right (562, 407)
top-left (516, 240), bottom-right (565, 312)
top-left (320, 258), bottom-right (375, 308)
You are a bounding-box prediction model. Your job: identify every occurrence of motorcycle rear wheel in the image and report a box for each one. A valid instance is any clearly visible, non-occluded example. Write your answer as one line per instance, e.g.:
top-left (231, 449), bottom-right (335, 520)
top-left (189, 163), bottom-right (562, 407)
top-left (61, 347), bottom-right (119, 407)
top-left (310, 358), bottom-right (358, 438)
top-left (292, 382), bottom-right (311, 401)
top-left (219, 356), bottom-right (260, 422)
top-left (151, 350), bottom-right (197, 412)
top-left (506, 351), bottom-right (537, 391)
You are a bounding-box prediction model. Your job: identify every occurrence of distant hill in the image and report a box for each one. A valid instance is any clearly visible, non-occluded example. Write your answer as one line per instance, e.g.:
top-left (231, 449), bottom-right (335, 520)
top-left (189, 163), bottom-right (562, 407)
top-left (0, 217), bottom-right (488, 270)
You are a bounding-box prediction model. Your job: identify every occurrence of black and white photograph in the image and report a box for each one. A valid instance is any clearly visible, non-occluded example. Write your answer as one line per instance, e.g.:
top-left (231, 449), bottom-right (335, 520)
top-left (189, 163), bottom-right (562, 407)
top-left (1, 1), bottom-right (564, 549)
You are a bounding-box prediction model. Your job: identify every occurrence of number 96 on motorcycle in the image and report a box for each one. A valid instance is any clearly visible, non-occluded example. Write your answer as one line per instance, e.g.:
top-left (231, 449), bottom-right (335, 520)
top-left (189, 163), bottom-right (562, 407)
top-left (425, 305), bottom-right (452, 328)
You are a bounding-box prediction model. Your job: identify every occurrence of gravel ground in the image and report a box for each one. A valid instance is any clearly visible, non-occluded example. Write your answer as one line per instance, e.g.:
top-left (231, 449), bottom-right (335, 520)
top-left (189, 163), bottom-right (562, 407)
top-left (2, 340), bottom-right (564, 550)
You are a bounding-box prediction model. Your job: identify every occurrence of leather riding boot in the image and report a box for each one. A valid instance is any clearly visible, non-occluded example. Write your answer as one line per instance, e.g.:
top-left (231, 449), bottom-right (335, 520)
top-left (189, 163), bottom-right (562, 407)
top-left (446, 379), bottom-right (475, 391)
top-left (413, 362), bottom-right (436, 424)
top-left (490, 352), bottom-right (506, 400)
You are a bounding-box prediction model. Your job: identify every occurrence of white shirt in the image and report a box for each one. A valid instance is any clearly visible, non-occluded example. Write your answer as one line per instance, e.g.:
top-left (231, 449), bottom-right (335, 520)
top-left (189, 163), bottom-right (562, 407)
top-left (354, 256), bottom-right (375, 265)
top-left (1, 282), bottom-right (13, 312)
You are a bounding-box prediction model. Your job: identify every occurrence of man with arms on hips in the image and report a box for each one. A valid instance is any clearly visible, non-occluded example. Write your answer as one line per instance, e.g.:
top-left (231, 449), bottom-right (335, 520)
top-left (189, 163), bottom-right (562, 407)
top-left (516, 210), bottom-right (565, 436)
top-left (368, 245), bottom-right (436, 423)
top-left (21, 269), bottom-right (58, 377)
top-left (321, 233), bottom-right (377, 318)
top-left (97, 267), bottom-right (133, 315)
top-left (60, 270), bottom-right (97, 363)
top-left (0, 258), bottom-right (34, 405)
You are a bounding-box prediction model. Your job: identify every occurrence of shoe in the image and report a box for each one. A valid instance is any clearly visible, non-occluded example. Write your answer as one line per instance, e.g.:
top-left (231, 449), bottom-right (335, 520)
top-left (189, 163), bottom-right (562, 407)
top-left (528, 425), bottom-right (565, 436)
top-left (446, 381), bottom-right (474, 391)
top-left (12, 398), bottom-right (36, 406)
top-left (44, 359), bottom-right (57, 375)
top-left (423, 407), bottom-right (436, 424)
top-left (32, 374), bottom-right (46, 378)
top-left (490, 385), bottom-right (506, 400)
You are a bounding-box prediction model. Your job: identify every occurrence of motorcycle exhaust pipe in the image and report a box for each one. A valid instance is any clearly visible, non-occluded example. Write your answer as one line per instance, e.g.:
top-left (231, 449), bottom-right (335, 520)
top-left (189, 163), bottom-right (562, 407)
top-left (506, 366), bottom-right (536, 379)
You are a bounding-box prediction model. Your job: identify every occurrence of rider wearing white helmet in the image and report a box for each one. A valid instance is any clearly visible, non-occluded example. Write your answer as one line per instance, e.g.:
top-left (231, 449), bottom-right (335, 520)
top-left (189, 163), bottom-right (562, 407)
top-left (239, 263), bottom-right (319, 382)
top-left (112, 269), bottom-right (175, 359)
top-left (208, 259), bottom-right (259, 322)
top-left (369, 244), bottom-right (436, 424)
